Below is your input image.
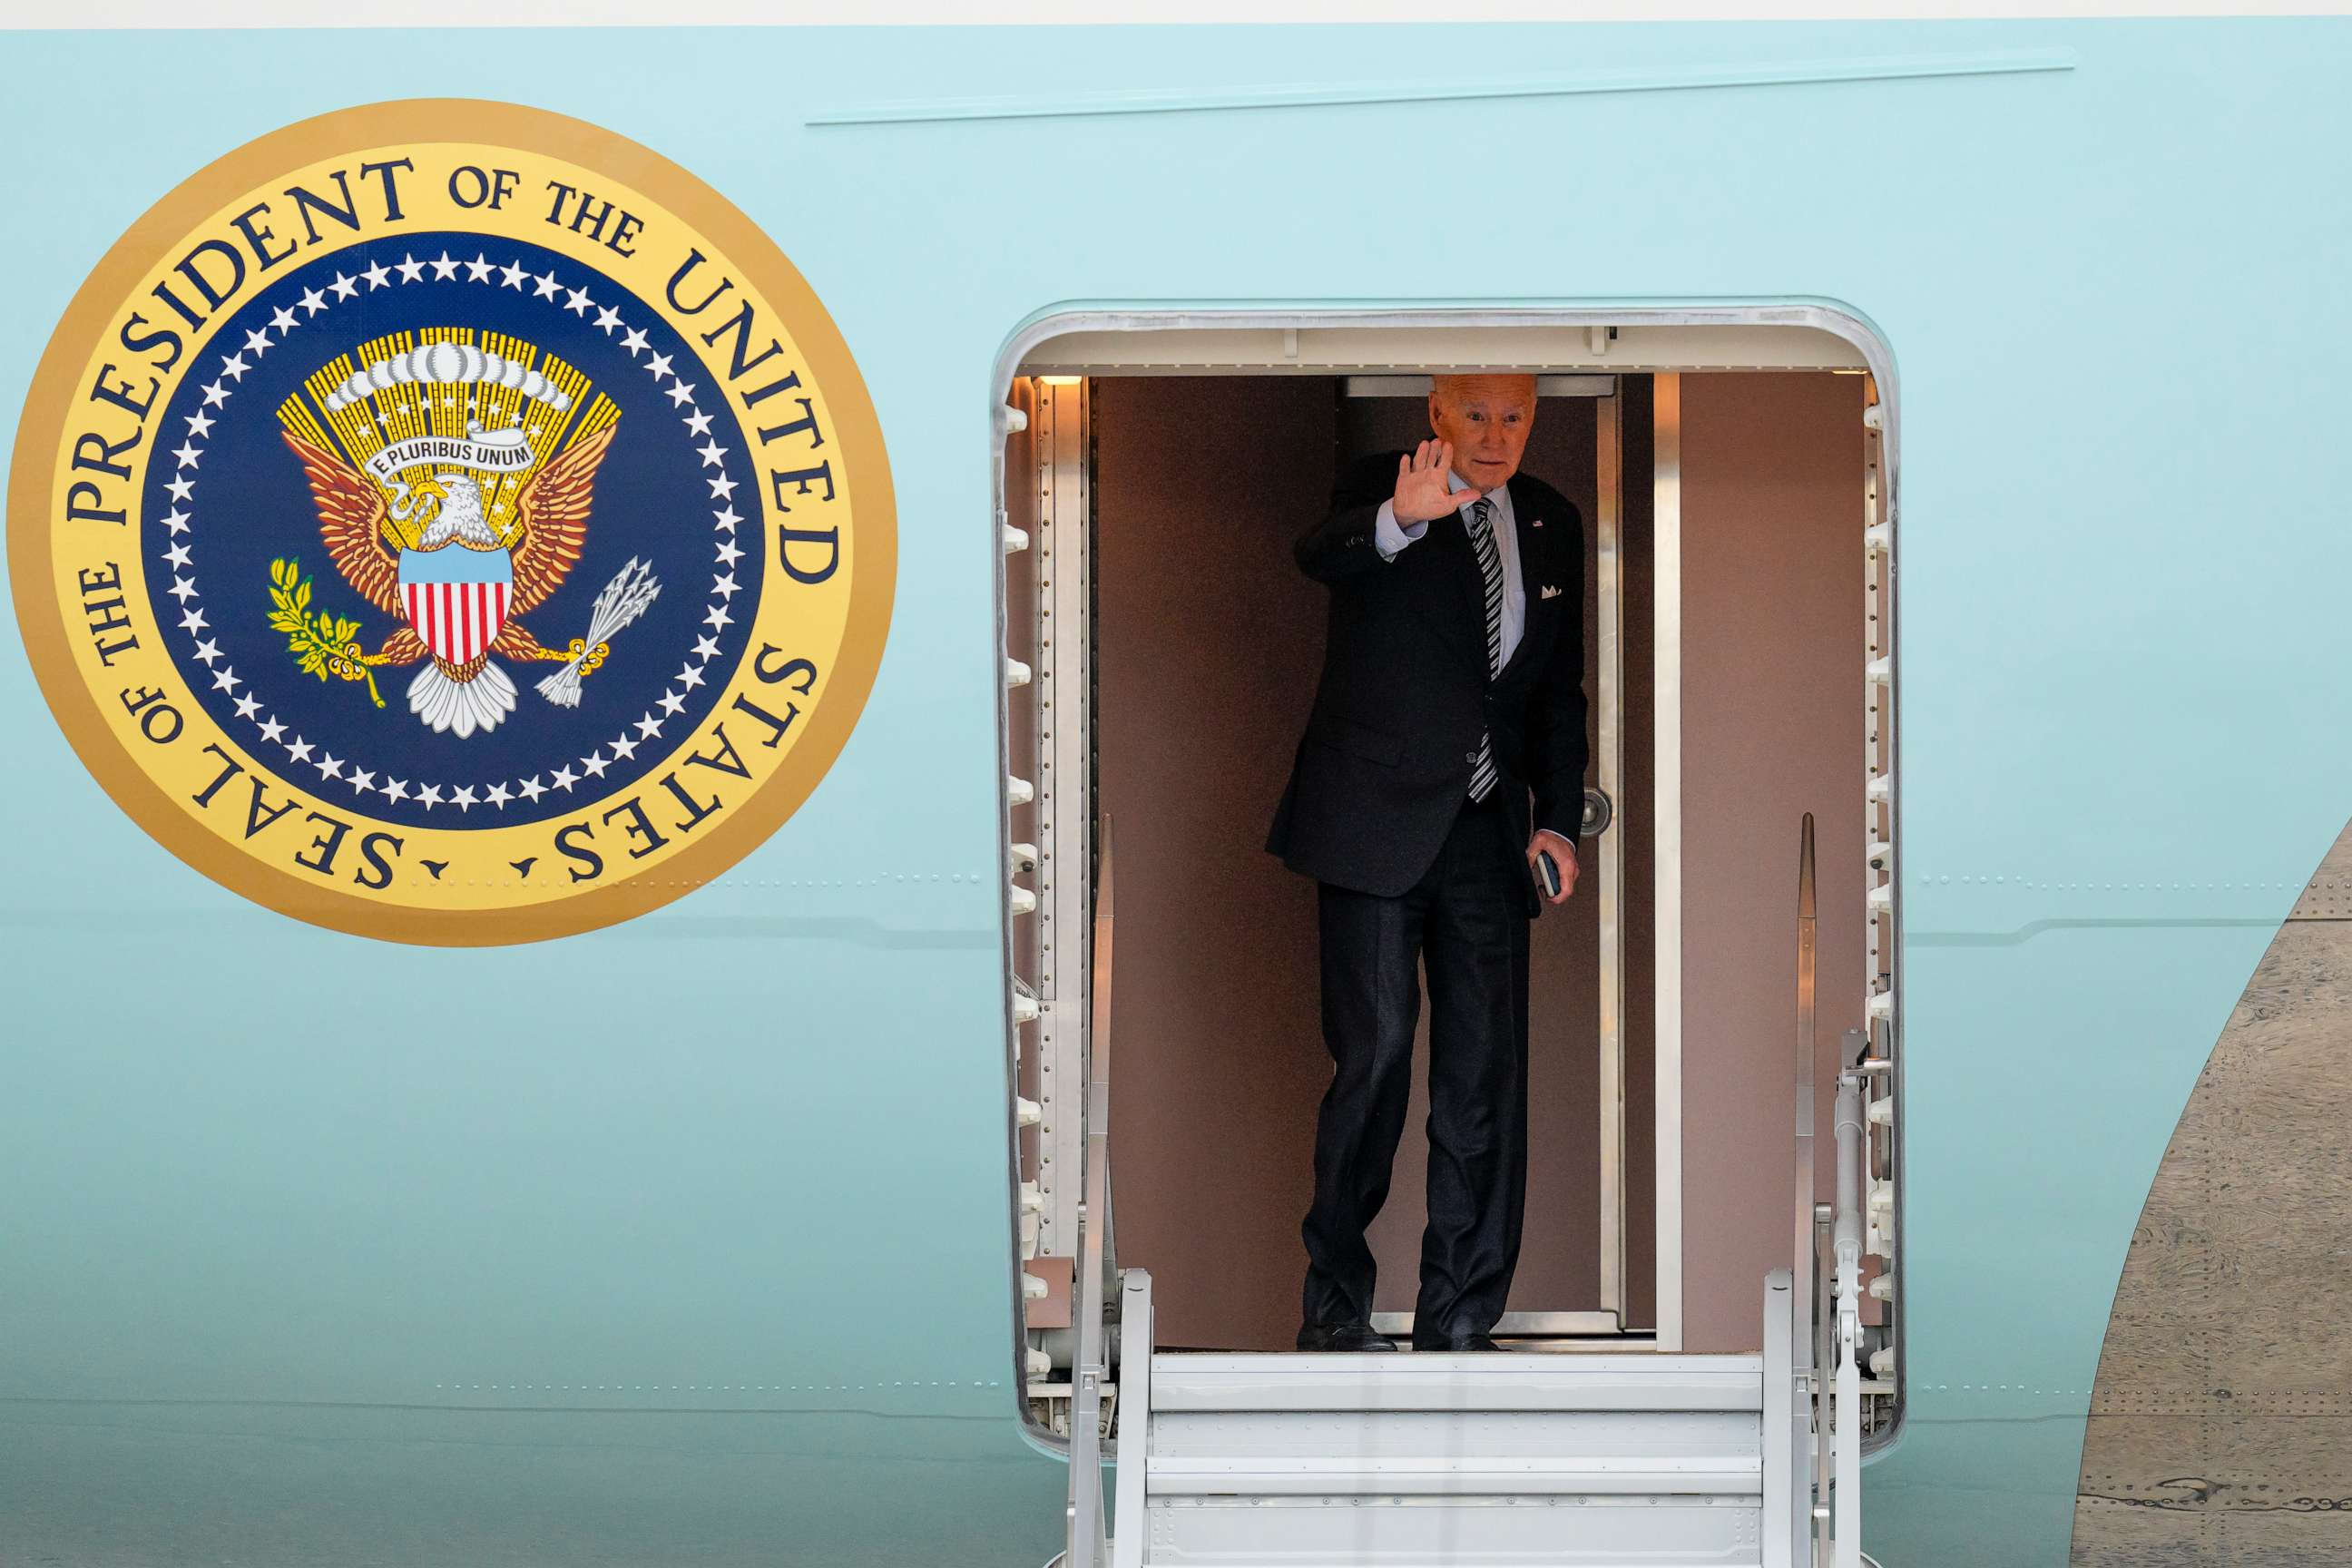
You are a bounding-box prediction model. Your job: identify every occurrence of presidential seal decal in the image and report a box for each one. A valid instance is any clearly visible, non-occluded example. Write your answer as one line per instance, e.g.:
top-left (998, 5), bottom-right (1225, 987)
top-left (9, 101), bottom-right (895, 945)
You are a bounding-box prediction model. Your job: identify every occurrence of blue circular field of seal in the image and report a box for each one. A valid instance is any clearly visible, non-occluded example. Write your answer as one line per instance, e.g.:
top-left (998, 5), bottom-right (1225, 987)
top-left (141, 230), bottom-right (763, 832)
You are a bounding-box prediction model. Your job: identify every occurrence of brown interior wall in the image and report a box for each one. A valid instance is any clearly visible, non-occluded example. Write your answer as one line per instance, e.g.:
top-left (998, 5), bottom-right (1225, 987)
top-left (1677, 371), bottom-right (1868, 1352)
top-left (1093, 377), bottom-right (1337, 1351)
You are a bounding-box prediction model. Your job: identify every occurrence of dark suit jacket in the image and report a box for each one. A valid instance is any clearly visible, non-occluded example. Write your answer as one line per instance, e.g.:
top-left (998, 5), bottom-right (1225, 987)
top-left (1266, 452), bottom-right (1590, 916)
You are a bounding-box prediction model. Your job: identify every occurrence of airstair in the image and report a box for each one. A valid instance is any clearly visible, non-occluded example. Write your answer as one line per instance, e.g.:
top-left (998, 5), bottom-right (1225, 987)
top-left (1055, 820), bottom-right (1872, 1568)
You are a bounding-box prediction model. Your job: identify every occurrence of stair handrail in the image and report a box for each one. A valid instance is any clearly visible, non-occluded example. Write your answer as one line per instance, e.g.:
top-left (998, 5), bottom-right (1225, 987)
top-left (1828, 1066), bottom-right (1866, 1567)
top-left (1788, 812), bottom-right (1867, 1568)
top-left (1066, 820), bottom-right (1119, 1568)
top-left (1775, 816), bottom-right (1820, 1568)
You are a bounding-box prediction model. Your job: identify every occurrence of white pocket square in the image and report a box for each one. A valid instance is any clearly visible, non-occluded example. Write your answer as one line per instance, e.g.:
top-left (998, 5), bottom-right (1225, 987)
top-left (1540, 584), bottom-right (1563, 600)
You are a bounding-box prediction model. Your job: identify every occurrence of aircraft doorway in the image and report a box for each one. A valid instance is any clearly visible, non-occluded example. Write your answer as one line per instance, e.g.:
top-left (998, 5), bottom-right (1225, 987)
top-left (1075, 374), bottom-right (1649, 1351)
top-left (1001, 322), bottom-right (1893, 1393)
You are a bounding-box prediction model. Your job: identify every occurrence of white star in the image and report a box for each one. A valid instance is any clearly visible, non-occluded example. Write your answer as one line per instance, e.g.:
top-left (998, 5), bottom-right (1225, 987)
top-left (395, 253), bottom-right (426, 283)
top-left (564, 286), bottom-right (593, 316)
top-left (608, 734), bottom-right (639, 761)
top-left (485, 781), bottom-right (512, 808)
top-left (165, 475), bottom-right (195, 502)
top-left (241, 327), bottom-right (272, 358)
top-left (712, 505), bottom-right (743, 532)
top-left (315, 751), bottom-right (343, 779)
top-left (550, 765), bottom-right (579, 791)
top-left (286, 736), bottom-right (315, 762)
top-left (329, 270), bottom-right (358, 299)
top-left (167, 575), bottom-right (197, 603)
top-left (298, 287), bottom-right (328, 317)
top-left (711, 572), bottom-right (740, 599)
top-left (191, 635), bottom-right (221, 662)
top-left (714, 539), bottom-right (743, 567)
top-left (429, 250), bottom-right (459, 280)
top-left (500, 258), bottom-right (528, 289)
top-left (200, 381), bottom-right (230, 408)
top-left (533, 270), bottom-right (561, 299)
top-left (232, 692), bottom-right (260, 719)
top-left (211, 665), bottom-right (240, 693)
top-left (450, 784), bottom-right (477, 812)
top-left (181, 608), bottom-right (211, 635)
top-left (380, 777), bottom-right (409, 802)
top-left (348, 768), bottom-right (376, 793)
top-left (172, 440), bottom-right (202, 469)
top-left (162, 541), bottom-right (193, 568)
top-left (258, 717), bottom-right (286, 742)
top-left (580, 751), bottom-right (610, 779)
top-left (466, 253), bottom-right (494, 282)
top-left (703, 604), bottom-right (733, 632)
top-left (184, 409), bottom-right (215, 437)
top-left (517, 775), bottom-right (546, 802)
top-left (643, 350), bottom-right (675, 379)
top-left (708, 475), bottom-right (738, 501)
top-left (416, 783), bottom-right (444, 808)
top-left (683, 408), bottom-right (714, 436)
top-left (620, 327), bottom-right (650, 356)
top-left (670, 381), bottom-right (701, 409)
top-left (632, 712), bottom-right (662, 740)
top-left (676, 662), bottom-right (707, 691)
top-left (270, 305), bottom-right (299, 333)
top-left (219, 351), bottom-right (250, 382)
top-left (657, 688), bottom-right (687, 716)
top-left (362, 259), bottom-right (391, 289)
top-left (162, 507), bottom-right (191, 535)
top-left (593, 305), bottom-right (623, 334)
top-left (692, 633), bottom-right (722, 661)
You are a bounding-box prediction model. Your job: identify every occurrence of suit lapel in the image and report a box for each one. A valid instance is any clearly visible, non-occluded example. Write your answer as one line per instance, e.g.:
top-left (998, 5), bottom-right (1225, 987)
top-left (1405, 490), bottom-right (1491, 674)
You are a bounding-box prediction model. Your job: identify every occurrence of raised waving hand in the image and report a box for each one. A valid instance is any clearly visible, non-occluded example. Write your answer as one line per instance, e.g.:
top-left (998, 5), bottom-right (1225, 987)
top-left (1393, 439), bottom-right (1479, 524)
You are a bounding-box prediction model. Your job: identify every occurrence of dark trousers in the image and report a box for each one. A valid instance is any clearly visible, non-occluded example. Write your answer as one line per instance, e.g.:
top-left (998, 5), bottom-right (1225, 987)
top-left (1300, 792), bottom-right (1531, 1340)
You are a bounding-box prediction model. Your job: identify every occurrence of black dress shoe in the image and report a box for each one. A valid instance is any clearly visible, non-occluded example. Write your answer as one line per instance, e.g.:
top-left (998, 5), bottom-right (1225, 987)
top-left (1410, 1331), bottom-right (1504, 1352)
top-left (1296, 1322), bottom-right (1398, 1352)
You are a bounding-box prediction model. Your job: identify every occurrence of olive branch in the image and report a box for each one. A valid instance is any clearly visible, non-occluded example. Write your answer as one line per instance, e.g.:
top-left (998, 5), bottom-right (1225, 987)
top-left (267, 558), bottom-right (386, 709)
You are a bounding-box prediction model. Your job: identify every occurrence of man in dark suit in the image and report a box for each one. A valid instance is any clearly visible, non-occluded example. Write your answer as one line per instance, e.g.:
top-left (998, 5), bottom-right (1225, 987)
top-left (1267, 374), bottom-right (1588, 1354)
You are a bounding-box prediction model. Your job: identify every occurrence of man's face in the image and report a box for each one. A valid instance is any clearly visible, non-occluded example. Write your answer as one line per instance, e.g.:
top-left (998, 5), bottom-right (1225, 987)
top-left (1428, 375), bottom-right (1537, 491)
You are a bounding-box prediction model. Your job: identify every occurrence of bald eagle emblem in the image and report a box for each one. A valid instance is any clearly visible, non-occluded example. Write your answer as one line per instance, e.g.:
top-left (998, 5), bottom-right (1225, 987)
top-left (274, 338), bottom-right (659, 738)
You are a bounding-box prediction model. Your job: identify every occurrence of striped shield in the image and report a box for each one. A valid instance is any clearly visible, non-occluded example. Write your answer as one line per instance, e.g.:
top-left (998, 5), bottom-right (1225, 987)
top-left (398, 544), bottom-right (514, 665)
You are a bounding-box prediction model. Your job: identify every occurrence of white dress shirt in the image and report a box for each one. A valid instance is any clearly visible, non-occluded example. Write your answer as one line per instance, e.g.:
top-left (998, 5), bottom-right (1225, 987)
top-left (1372, 470), bottom-right (1526, 666)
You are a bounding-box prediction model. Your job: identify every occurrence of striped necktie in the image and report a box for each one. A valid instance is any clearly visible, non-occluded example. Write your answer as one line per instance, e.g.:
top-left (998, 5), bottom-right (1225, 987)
top-left (1465, 496), bottom-right (1503, 803)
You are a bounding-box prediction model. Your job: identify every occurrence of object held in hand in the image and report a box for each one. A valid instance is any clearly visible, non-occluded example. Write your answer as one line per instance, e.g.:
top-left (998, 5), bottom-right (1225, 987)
top-left (1534, 848), bottom-right (1563, 900)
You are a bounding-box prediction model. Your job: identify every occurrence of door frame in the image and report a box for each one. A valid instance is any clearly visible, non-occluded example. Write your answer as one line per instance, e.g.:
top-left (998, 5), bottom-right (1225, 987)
top-left (992, 305), bottom-right (1901, 1409)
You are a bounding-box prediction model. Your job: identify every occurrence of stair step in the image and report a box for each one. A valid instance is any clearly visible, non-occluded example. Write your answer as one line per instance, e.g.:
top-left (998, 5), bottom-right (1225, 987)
top-left (1138, 1496), bottom-right (1763, 1566)
top-left (1150, 1452), bottom-right (1764, 1496)
top-left (1152, 1352), bottom-right (1763, 1414)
